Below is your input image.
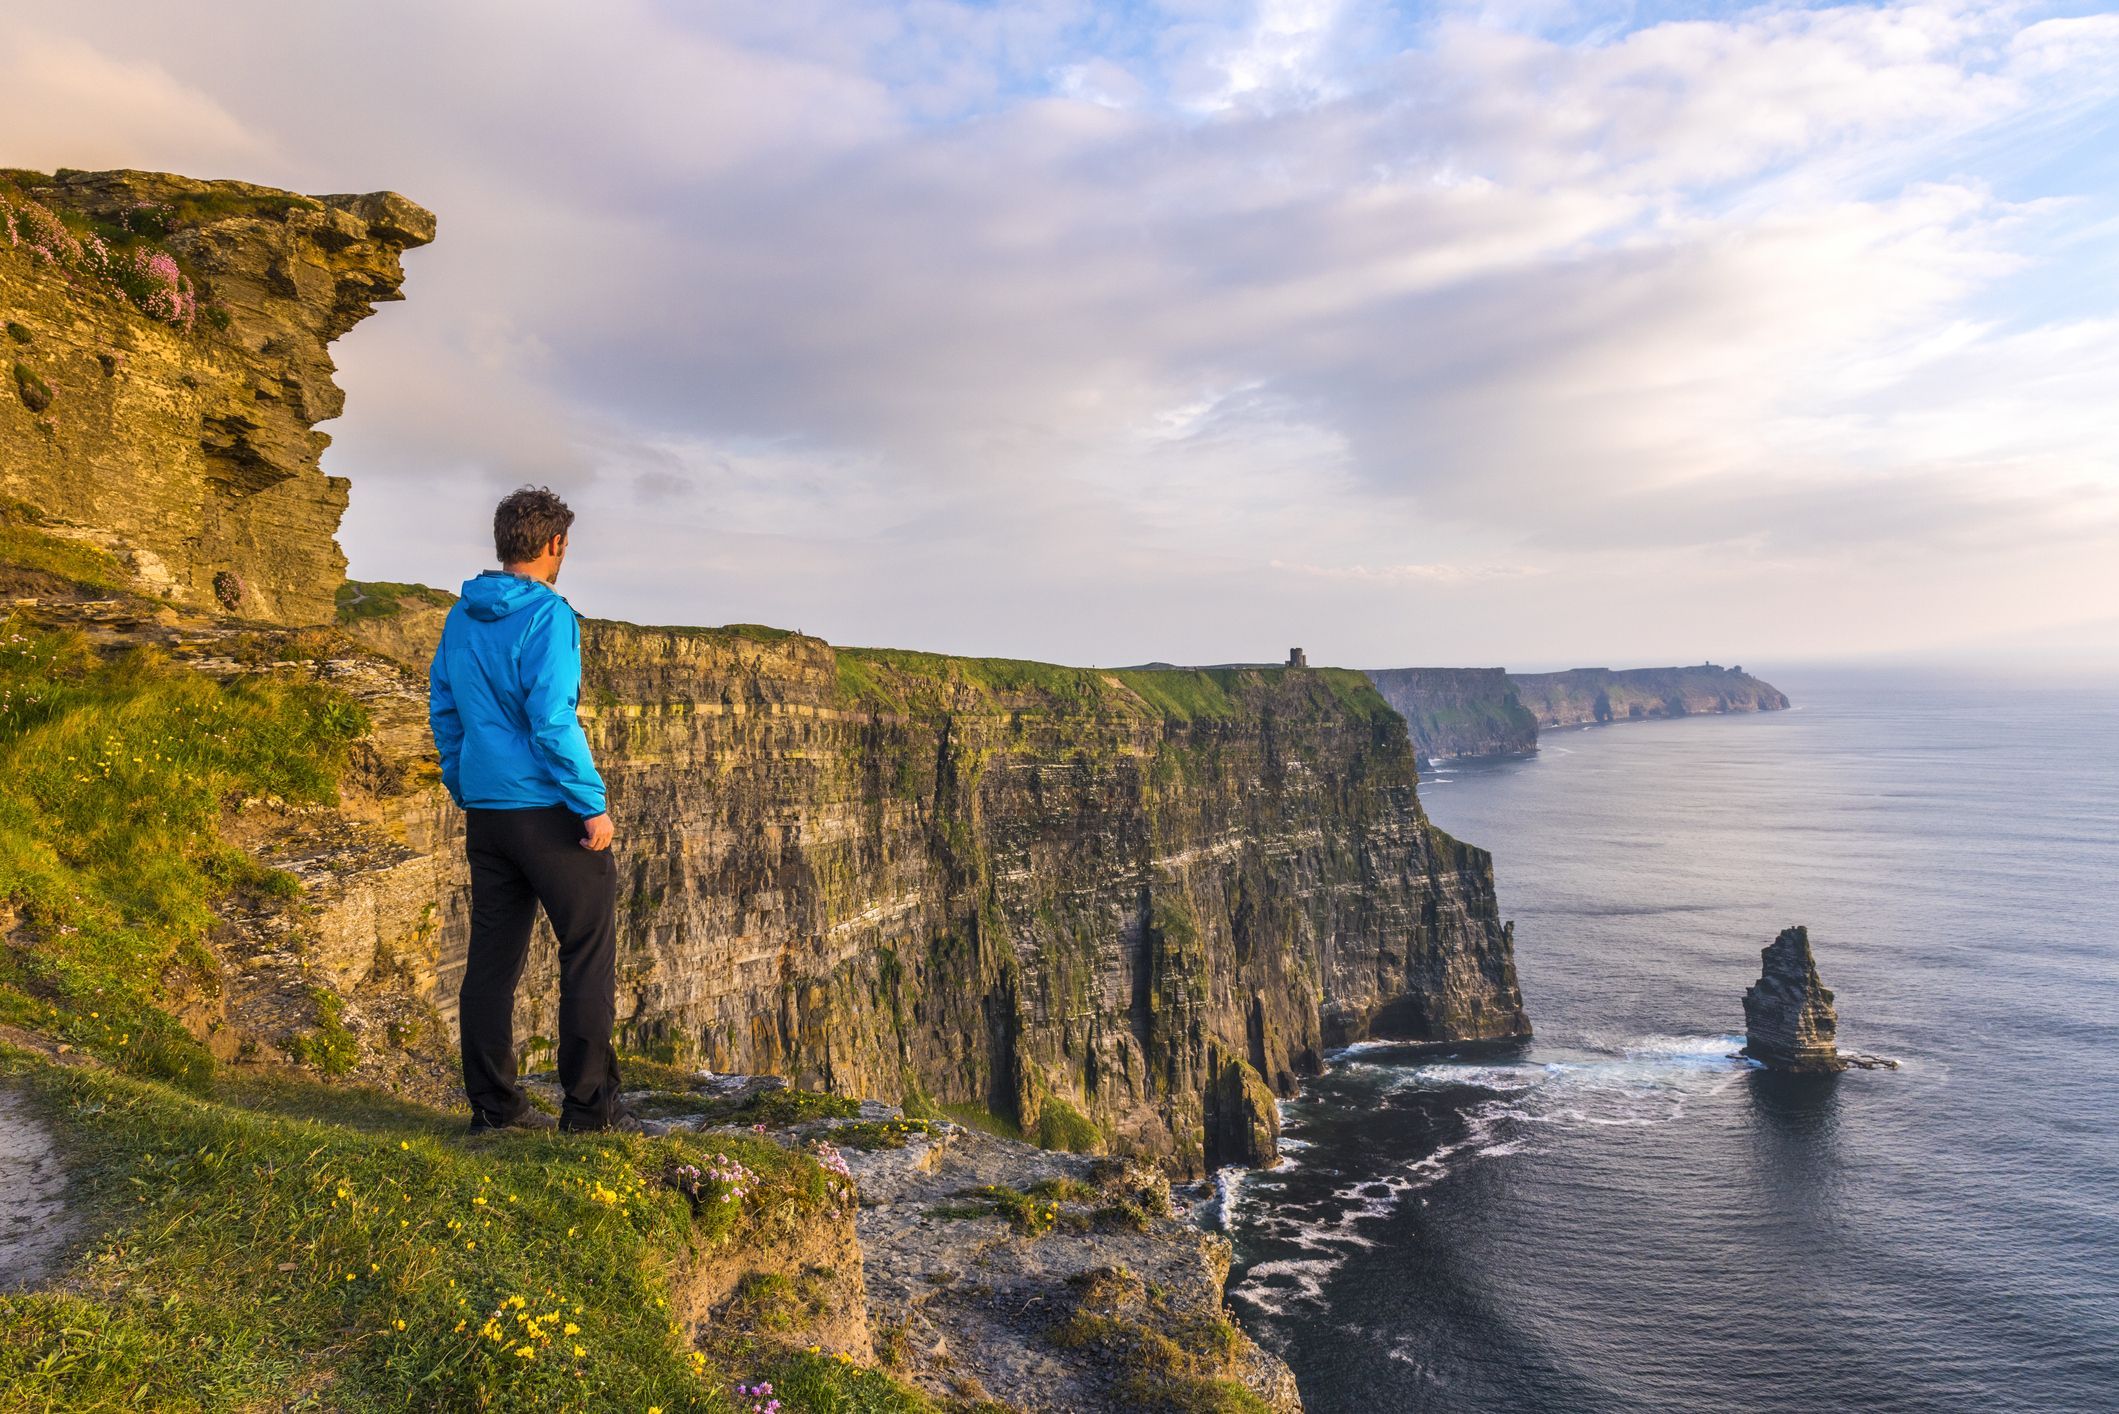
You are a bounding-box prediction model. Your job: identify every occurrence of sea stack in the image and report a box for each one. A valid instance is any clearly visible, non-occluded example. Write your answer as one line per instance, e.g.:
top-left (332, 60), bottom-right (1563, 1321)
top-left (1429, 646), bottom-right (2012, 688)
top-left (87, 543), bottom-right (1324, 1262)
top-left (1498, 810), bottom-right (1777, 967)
top-left (1742, 926), bottom-right (1848, 1072)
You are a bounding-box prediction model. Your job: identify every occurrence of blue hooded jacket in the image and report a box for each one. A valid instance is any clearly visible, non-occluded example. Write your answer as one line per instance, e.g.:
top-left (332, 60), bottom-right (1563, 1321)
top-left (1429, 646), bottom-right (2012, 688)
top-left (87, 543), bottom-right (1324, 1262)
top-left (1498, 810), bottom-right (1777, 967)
top-left (428, 572), bottom-right (608, 818)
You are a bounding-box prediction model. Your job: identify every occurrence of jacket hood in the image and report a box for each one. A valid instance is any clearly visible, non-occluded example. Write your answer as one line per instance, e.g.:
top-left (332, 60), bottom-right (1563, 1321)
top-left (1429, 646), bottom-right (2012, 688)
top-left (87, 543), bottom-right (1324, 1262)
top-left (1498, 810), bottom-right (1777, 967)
top-left (459, 571), bottom-right (555, 622)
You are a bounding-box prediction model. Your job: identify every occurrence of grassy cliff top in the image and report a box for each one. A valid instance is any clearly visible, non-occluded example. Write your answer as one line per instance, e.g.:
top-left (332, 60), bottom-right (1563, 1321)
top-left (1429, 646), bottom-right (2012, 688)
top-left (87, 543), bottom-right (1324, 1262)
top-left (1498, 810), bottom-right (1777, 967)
top-left (338, 578), bottom-right (1401, 728)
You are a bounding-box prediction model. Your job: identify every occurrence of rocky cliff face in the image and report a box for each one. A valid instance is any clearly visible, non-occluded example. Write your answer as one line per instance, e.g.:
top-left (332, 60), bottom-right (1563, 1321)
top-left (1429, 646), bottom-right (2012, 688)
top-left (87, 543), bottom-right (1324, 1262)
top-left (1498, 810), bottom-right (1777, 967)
top-left (0, 169), bottom-right (433, 623)
top-left (1741, 926), bottom-right (1845, 1073)
top-left (1510, 664), bottom-right (1790, 729)
top-left (1364, 667), bottom-right (1538, 763)
top-left (350, 622), bottom-right (1529, 1173)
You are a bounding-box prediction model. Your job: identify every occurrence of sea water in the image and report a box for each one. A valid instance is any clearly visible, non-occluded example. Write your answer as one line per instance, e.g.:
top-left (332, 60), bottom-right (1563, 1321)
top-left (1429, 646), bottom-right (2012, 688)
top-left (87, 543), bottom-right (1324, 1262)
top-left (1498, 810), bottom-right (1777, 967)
top-left (1225, 666), bottom-right (2119, 1412)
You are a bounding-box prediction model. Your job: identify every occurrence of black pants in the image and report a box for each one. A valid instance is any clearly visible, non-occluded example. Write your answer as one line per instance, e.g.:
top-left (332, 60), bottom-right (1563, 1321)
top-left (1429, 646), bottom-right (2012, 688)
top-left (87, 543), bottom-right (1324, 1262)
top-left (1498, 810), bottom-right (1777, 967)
top-left (460, 804), bottom-right (621, 1130)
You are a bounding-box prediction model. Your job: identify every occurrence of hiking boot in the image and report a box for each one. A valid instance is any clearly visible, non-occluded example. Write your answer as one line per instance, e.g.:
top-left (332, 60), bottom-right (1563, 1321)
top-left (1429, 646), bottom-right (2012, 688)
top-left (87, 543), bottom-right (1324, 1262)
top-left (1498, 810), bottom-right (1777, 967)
top-left (466, 1106), bottom-right (559, 1136)
top-left (560, 1103), bottom-right (660, 1136)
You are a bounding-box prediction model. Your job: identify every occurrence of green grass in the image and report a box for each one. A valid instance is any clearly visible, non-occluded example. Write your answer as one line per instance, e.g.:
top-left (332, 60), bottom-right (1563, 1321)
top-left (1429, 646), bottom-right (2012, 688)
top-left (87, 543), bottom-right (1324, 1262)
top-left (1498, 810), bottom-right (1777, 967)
top-left (0, 508), bottom-right (129, 592)
top-left (1107, 669), bottom-right (1242, 723)
top-left (129, 188), bottom-right (324, 229)
top-left (717, 624), bottom-right (800, 645)
top-left (1313, 667), bottom-right (1394, 722)
top-left (0, 1050), bottom-right (911, 1412)
top-left (0, 619), bottom-right (367, 1087)
top-left (334, 580), bottom-right (457, 625)
top-left (283, 988), bottom-right (359, 1078)
top-left (936, 1101), bottom-right (1023, 1142)
top-left (816, 1118), bottom-right (934, 1152)
top-left (838, 648), bottom-right (1103, 703)
top-left (833, 646), bottom-right (1115, 718)
top-left (745, 1345), bottom-right (936, 1412)
top-left (1033, 1095), bottom-right (1103, 1154)
top-left (927, 1184), bottom-right (1068, 1237)
top-left (735, 1087), bottom-right (861, 1127)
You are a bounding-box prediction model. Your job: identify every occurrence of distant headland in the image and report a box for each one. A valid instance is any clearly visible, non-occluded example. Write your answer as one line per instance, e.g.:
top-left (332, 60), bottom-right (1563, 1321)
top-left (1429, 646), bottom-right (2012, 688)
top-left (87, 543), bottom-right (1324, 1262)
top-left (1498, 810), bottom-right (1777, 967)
top-left (1365, 662), bottom-right (1791, 764)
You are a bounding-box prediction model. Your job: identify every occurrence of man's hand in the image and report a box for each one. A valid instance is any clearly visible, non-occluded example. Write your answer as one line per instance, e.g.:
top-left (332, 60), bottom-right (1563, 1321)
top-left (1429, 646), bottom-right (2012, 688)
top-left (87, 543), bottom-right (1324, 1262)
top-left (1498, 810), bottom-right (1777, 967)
top-left (580, 813), bottom-right (614, 851)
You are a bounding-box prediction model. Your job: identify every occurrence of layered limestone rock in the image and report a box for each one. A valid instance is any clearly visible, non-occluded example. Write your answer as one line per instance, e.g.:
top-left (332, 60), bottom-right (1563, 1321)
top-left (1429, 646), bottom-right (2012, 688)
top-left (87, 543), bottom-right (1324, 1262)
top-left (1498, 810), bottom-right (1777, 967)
top-left (1364, 667), bottom-right (1538, 763)
top-left (381, 629), bottom-right (1529, 1175)
top-left (1203, 1046), bottom-right (1282, 1171)
top-left (1741, 926), bottom-right (1846, 1073)
top-left (1509, 664), bottom-right (1790, 729)
top-left (0, 168), bottom-right (432, 623)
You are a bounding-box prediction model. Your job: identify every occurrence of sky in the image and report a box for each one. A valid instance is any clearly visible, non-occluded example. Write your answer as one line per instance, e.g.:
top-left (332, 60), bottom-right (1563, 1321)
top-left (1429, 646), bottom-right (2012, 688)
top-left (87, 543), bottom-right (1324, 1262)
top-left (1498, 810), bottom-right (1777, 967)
top-left (5, 1), bottom-right (2117, 670)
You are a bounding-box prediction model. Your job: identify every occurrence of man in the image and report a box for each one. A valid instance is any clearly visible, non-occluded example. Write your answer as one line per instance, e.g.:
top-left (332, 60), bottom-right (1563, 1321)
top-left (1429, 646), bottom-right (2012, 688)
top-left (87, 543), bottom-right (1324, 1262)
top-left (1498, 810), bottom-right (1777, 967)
top-left (429, 486), bottom-right (622, 1134)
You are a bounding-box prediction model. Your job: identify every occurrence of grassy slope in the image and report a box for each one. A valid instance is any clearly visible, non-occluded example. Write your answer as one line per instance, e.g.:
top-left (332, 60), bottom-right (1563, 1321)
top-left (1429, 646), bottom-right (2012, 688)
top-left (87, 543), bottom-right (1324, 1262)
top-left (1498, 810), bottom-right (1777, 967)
top-left (0, 1050), bottom-right (926, 1413)
top-left (0, 616), bottom-right (367, 1088)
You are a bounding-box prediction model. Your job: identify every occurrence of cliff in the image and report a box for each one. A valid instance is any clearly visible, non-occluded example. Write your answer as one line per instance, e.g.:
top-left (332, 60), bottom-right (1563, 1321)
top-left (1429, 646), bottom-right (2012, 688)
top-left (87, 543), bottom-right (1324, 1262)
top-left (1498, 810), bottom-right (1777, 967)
top-left (338, 614), bottom-right (1529, 1174)
top-left (1508, 663), bottom-right (1790, 728)
top-left (1365, 667), bottom-right (1538, 763)
top-left (1741, 925), bottom-right (1845, 1072)
top-left (1362, 661), bottom-right (1791, 762)
top-left (0, 168), bottom-right (433, 623)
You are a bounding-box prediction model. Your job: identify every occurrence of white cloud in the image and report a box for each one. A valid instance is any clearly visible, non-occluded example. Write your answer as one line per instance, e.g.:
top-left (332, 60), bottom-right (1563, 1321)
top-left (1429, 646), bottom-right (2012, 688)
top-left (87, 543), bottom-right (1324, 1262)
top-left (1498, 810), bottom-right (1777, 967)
top-left (5, 1), bottom-right (2116, 666)
top-left (0, 33), bottom-right (266, 168)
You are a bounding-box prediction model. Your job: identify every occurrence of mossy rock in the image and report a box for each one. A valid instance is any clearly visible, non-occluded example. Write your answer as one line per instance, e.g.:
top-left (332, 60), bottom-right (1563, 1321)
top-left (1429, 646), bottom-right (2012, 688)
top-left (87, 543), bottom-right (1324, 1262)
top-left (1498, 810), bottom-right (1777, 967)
top-left (13, 360), bottom-right (52, 413)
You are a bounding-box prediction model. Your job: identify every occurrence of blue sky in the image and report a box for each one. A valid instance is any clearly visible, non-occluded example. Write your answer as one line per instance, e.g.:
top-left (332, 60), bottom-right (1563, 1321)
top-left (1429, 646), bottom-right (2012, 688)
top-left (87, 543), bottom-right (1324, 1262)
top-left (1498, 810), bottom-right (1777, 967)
top-left (6, 1), bottom-right (2117, 668)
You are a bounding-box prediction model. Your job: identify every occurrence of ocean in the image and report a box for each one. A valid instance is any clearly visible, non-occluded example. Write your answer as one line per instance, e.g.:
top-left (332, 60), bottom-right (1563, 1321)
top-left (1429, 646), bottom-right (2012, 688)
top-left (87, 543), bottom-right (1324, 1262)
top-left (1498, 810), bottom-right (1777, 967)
top-left (1223, 666), bottom-right (2119, 1412)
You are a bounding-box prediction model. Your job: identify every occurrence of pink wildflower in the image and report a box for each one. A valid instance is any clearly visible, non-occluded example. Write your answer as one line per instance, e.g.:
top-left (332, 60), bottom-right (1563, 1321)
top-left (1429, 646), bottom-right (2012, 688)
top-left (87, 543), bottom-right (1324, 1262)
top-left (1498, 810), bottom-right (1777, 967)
top-left (811, 1141), bottom-right (852, 1180)
top-left (7, 197), bottom-right (81, 266)
top-left (130, 248), bottom-right (196, 330)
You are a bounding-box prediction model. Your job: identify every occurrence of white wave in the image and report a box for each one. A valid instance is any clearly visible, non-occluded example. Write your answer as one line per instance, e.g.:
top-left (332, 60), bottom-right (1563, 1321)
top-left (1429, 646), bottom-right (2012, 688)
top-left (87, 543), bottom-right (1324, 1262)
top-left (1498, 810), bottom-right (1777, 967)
top-left (1623, 1032), bottom-right (1749, 1060)
top-left (1231, 1255), bottom-right (1340, 1316)
top-left (1228, 1027), bottom-right (1771, 1309)
top-left (1210, 1164), bottom-right (1252, 1233)
top-left (1328, 1040), bottom-right (1406, 1059)
top-left (1386, 1061), bottom-right (1551, 1094)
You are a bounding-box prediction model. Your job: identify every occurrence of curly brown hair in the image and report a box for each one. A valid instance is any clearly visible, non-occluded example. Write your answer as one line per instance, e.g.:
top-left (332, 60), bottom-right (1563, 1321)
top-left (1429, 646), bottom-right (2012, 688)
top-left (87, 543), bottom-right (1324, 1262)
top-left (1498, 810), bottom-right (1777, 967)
top-left (493, 485), bottom-right (576, 565)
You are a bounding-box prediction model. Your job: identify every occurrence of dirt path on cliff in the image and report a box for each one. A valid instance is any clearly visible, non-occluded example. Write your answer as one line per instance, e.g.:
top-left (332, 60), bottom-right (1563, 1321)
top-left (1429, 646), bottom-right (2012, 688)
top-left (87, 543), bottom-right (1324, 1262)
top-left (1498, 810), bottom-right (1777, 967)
top-left (0, 1085), bottom-right (77, 1290)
